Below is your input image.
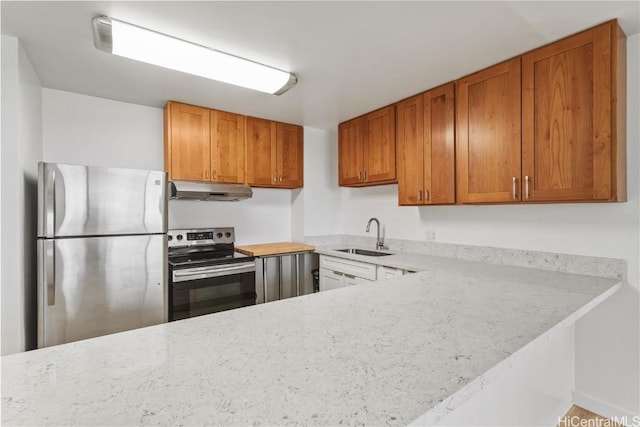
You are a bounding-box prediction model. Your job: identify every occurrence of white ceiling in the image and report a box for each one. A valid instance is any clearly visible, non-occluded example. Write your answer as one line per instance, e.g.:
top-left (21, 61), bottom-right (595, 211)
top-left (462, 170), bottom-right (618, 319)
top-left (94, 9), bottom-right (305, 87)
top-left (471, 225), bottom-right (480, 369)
top-left (2, 1), bottom-right (639, 130)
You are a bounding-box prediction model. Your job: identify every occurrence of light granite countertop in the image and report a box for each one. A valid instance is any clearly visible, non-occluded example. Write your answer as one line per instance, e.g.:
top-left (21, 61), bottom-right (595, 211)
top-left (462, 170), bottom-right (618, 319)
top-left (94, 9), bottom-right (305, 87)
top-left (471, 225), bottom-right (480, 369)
top-left (1, 250), bottom-right (620, 426)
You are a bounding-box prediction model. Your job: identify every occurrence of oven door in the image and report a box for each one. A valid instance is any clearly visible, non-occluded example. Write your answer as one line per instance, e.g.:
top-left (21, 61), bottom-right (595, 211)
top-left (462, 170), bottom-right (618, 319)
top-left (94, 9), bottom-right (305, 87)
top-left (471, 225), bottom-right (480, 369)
top-left (170, 261), bottom-right (256, 321)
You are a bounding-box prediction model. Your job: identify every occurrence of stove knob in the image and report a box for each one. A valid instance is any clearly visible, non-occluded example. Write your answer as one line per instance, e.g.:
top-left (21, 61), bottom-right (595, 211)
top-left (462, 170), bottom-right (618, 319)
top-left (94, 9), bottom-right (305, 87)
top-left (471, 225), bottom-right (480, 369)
top-left (216, 232), bottom-right (223, 239)
top-left (225, 232), bottom-right (231, 238)
top-left (168, 235), bottom-right (173, 241)
top-left (176, 234), bottom-right (183, 241)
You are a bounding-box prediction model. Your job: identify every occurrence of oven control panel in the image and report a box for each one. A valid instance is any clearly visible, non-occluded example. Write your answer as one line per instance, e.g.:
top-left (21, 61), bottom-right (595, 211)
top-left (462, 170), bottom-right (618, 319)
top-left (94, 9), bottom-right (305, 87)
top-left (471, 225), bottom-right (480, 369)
top-left (168, 227), bottom-right (235, 247)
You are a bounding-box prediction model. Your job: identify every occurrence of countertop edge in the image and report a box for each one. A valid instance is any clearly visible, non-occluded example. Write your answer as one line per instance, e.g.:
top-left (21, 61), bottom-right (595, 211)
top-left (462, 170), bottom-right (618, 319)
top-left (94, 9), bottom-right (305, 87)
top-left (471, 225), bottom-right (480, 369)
top-left (409, 280), bottom-right (624, 425)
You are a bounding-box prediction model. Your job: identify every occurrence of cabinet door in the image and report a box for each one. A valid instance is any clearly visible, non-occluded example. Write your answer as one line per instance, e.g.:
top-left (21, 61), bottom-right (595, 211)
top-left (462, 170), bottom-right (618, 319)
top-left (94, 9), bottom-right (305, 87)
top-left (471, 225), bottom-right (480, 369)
top-left (246, 117), bottom-right (277, 187)
top-left (276, 123), bottom-right (304, 188)
top-left (210, 110), bottom-right (246, 184)
top-left (457, 58), bottom-right (521, 203)
top-left (164, 102), bottom-right (210, 181)
top-left (338, 117), bottom-right (365, 186)
top-left (376, 265), bottom-right (404, 280)
top-left (522, 22), bottom-right (617, 202)
top-left (319, 268), bottom-right (344, 292)
top-left (425, 83), bottom-right (456, 204)
top-left (397, 94), bottom-right (424, 205)
top-left (364, 105), bottom-right (397, 184)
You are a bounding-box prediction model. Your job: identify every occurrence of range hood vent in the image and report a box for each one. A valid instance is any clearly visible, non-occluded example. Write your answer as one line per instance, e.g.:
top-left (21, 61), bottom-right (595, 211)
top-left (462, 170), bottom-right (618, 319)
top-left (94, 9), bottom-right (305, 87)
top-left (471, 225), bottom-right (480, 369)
top-left (169, 180), bottom-right (252, 201)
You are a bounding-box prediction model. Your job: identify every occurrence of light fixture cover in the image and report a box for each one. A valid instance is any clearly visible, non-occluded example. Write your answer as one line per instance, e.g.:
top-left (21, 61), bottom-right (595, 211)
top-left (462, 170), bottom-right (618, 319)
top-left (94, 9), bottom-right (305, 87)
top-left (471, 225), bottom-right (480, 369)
top-left (91, 15), bottom-right (297, 95)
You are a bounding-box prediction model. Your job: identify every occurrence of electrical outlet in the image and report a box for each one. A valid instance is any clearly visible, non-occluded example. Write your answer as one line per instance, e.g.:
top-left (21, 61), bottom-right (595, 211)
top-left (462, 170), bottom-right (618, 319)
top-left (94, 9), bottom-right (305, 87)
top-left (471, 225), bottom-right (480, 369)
top-left (424, 229), bottom-right (437, 241)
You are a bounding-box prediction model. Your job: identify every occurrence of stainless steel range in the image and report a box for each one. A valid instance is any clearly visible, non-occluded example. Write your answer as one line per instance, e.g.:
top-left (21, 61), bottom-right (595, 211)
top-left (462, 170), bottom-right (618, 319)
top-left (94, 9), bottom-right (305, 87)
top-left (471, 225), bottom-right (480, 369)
top-left (168, 227), bottom-right (256, 321)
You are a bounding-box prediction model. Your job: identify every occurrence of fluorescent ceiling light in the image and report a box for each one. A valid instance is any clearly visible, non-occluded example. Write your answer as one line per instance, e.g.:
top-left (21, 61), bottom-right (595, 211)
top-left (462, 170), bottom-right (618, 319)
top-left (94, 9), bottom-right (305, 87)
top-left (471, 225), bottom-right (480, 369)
top-left (92, 15), bottom-right (297, 95)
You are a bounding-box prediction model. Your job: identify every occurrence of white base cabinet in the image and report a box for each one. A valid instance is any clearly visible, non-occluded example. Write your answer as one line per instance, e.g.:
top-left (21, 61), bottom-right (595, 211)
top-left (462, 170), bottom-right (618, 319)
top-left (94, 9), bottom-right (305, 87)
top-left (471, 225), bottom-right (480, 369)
top-left (376, 265), bottom-right (405, 280)
top-left (319, 255), bottom-right (407, 291)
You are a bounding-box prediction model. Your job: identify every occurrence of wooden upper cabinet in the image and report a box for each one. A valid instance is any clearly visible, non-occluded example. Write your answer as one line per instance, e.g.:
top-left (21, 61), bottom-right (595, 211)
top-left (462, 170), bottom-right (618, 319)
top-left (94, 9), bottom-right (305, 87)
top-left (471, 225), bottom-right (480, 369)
top-left (210, 110), bottom-right (246, 184)
top-left (522, 20), bottom-right (626, 202)
top-left (164, 101), bottom-right (210, 181)
top-left (246, 117), bottom-right (303, 188)
top-left (165, 101), bottom-right (246, 184)
top-left (397, 83), bottom-right (455, 206)
top-left (339, 105), bottom-right (396, 187)
top-left (338, 117), bottom-right (365, 186)
top-left (456, 58), bottom-right (522, 203)
top-left (364, 105), bottom-right (396, 184)
top-left (276, 122), bottom-right (304, 188)
top-left (246, 117), bottom-right (277, 187)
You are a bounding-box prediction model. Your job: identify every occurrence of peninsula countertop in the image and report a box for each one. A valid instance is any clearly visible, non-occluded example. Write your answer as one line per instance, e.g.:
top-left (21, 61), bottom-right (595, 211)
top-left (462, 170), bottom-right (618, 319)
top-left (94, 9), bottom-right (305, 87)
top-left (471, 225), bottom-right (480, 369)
top-left (1, 252), bottom-right (620, 426)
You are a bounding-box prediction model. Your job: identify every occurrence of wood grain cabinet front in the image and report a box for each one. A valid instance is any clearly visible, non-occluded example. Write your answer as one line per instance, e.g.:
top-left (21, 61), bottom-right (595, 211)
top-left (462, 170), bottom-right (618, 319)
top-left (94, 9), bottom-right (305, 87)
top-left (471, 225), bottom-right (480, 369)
top-left (456, 58), bottom-right (522, 204)
top-left (164, 101), bottom-right (211, 182)
top-left (397, 83), bottom-right (455, 205)
top-left (339, 105), bottom-right (397, 187)
top-left (246, 117), bottom-right (303, 189)
top-left (164, 101), bottom-right (246, 184)
top-left (521, 20), bottom-right (626, 202)
top-left (456, 20), bottom-right (626, 204)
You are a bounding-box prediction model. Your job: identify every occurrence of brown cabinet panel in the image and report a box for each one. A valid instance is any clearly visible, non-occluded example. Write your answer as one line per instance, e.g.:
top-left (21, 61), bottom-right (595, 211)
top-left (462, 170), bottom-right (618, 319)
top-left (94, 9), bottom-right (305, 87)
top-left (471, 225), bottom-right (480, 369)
top-left (397, 83), bottom-right (455, 206)
top-left (364, 105), bottom-right (396, 183)
top-left (457, 58), bottom-right (522, 203)
top-left (426, 83), bottom-right (456, 204)
top-left (246, 117), bottom-right (277, 187)
top-left (522, 20), bottom-right (624, 202)
top-left (339, 106), bottom-right (397, 187)
top-left (210, 110), bottom-right (246, 184)
top-left (165, 102), bottom-right (210, 181)
top-left (338, 117), bottom-right (365, 186)
top-left (276, 122), bottom-right (304, 188)
top-left (397, 95), bottom-right (424, 205)
top-left (246, 118), bottom-right (303, 188)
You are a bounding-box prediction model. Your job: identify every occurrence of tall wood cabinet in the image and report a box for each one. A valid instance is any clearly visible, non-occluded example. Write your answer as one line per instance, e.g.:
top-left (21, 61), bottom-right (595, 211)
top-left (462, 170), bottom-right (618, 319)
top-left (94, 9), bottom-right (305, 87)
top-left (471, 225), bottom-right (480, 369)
top-left (339, 105), bottom-right (396, 186)
top-left (165, 101), bottom-right (245, 184)
top-left (397, 83), bottom-right (455, 205)
top-left (456, 58), bottom-right (522, 203)
top-left (246, 117), bottom-right (303, 188)
top-left (521, 20), bottom-right (626, 202)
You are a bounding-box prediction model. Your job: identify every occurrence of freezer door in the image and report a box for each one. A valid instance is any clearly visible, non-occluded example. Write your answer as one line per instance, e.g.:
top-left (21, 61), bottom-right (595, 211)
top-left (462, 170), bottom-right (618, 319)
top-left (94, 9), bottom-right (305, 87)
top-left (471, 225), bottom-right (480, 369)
top-left (37, 234), bottom-right (167, 348)
top-left (38, 162), bottom-right (167, 238)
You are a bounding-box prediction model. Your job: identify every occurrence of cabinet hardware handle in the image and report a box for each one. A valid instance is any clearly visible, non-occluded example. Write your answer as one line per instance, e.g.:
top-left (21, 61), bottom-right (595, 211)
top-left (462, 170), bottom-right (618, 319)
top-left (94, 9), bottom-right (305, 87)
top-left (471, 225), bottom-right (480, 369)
top-left (273, 175), bottom-right (277, 183)
top-left (525, 175), bottom-right (530, 200)
top-left (425, 190), bottom-right (429, 201)
top-left (364, 171), bottom-right (367, 181)
top-left (212, 171), bottom-right (216, 180)
top-left (512, 177), bottom-right (517, 200)
top-left (205, 170), bottom-right (209, 180)
top-left (279, 176), bottom-right (283, 183)
top-left (359, 171), bottom-right (363, 181)
top-left (417, 190), bottom-right (422, 201)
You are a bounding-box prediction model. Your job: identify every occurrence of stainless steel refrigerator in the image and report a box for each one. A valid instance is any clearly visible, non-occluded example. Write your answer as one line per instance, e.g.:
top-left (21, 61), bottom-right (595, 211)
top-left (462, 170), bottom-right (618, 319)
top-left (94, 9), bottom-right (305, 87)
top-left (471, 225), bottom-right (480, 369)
top-left (37, 162), bottom-right (168, 348)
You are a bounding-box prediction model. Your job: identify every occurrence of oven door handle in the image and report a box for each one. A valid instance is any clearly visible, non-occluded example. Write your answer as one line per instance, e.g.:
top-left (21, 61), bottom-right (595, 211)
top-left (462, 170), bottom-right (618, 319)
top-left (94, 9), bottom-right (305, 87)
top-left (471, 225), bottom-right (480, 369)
top-left (172, 262), bottom-right (256, 283)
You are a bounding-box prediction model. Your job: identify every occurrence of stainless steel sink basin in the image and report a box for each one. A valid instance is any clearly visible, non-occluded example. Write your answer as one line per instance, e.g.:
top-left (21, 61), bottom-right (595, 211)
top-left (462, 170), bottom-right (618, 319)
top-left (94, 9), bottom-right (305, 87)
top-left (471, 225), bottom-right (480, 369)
top-left (335, 248), bottom-right (392, 257)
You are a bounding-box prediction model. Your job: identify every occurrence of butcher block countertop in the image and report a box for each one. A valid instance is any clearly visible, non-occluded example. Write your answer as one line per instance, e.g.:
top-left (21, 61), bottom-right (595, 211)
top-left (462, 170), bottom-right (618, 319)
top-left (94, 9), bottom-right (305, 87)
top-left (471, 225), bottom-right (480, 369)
top-left (235, 242), bottom-right (315, 256)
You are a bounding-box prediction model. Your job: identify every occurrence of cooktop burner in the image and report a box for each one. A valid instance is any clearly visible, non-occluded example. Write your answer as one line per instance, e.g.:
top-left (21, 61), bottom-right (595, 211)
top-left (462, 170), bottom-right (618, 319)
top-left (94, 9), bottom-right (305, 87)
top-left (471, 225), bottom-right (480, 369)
top-left (168, 227), bottom-right (253, 267)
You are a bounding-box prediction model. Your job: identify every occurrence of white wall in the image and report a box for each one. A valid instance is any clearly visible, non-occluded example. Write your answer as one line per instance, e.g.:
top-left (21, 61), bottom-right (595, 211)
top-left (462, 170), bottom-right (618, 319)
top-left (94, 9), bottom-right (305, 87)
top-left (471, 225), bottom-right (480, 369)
top-left (42, 89), bottom-right (295, 246)
top-left (302, 127), bottom-right (341, 237)
top-left (1, 36), bottom-right (43, 355)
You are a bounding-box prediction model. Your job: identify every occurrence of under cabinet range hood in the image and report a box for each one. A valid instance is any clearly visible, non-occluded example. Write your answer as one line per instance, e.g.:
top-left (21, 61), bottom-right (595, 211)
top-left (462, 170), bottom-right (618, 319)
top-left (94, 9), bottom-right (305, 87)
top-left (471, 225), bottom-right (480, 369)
top-left (169, 180), bottom-right (252, 201)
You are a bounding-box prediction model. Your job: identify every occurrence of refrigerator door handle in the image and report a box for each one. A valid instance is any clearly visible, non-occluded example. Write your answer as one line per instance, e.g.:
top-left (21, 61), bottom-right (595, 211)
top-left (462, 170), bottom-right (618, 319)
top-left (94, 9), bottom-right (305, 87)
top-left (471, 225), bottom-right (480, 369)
top-left (45, 240), bottom-right (55, 306)
top-left (45, 169), bottom-right (56, 238)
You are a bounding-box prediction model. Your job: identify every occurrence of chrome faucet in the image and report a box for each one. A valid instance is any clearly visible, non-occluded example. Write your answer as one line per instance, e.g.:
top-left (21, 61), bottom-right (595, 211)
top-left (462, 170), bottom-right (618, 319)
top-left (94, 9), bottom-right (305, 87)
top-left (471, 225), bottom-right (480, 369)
top-left (366, 217), bottom-right (387, 250)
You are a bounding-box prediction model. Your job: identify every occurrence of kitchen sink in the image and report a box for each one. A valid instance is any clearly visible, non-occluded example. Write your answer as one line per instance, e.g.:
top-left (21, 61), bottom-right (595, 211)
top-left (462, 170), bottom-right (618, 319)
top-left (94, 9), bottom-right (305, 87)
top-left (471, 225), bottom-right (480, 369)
top-left (335, 248), bottom-right (392, 257)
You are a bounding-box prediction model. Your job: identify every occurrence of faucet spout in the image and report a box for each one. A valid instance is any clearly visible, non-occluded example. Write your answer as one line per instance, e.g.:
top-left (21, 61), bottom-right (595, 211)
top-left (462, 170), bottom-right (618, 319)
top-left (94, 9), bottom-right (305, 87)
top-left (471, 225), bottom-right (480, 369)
top-left (366, 218), bottom-right (386, 250)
